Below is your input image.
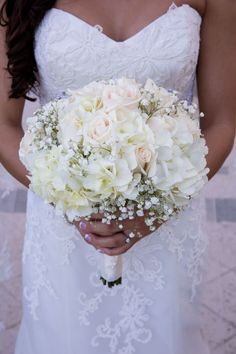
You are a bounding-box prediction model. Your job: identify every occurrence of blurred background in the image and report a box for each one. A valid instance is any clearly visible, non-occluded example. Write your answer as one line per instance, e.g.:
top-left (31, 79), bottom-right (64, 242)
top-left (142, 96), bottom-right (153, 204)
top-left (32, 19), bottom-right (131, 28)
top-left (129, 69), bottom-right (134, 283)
top-left (0, 101), bottom-right (236, 354)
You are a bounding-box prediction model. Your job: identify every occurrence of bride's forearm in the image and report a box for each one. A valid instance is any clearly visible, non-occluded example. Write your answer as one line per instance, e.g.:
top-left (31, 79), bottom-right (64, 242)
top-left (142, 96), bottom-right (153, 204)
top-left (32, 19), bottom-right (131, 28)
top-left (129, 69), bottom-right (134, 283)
top-left (202, 121), bottom-right (235, 180)
top-left (0, 121), bottom-right (29, 188)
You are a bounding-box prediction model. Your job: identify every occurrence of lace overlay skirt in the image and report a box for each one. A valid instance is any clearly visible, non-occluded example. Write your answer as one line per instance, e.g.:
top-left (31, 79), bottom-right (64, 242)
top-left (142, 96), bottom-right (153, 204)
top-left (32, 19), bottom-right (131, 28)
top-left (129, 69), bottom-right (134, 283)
top-left (15, 190), bottom-right (210, 354)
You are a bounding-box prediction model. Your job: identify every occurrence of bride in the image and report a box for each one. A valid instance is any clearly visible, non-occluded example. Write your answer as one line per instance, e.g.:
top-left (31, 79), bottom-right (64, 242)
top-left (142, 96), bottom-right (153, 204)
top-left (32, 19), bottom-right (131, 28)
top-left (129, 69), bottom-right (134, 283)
top-left (0, 0), bottom-right (235, 353)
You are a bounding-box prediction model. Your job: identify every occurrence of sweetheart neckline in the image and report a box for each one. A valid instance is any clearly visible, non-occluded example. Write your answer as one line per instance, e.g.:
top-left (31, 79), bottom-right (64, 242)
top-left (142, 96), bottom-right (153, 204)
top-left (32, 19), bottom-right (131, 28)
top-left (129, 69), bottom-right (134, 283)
top-left (49, 3), bottom-right (202, 45)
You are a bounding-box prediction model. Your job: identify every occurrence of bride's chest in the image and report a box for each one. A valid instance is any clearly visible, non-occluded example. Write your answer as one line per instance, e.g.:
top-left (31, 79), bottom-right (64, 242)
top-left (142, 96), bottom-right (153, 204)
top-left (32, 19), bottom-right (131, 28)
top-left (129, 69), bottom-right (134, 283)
top-left (34, 5), bottom-right (201, 103)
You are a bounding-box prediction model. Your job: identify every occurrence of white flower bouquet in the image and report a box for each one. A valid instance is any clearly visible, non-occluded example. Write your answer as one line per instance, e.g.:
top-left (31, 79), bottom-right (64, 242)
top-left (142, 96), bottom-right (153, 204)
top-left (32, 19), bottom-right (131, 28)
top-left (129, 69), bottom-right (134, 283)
top-left (19, 78), bottom-right (209, 287)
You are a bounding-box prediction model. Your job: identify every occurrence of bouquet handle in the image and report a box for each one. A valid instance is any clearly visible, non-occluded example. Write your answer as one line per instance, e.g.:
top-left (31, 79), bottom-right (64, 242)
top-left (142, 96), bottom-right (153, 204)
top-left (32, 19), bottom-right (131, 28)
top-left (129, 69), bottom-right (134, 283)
top-left (99, 254), bottom-right (123, 288)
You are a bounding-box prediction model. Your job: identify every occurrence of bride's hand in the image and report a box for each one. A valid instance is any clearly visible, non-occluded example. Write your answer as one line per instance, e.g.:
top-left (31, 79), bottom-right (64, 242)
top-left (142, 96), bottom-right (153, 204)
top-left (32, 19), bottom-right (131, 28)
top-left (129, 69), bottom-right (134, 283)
top-left (74, 215), bottom-right (160, 256)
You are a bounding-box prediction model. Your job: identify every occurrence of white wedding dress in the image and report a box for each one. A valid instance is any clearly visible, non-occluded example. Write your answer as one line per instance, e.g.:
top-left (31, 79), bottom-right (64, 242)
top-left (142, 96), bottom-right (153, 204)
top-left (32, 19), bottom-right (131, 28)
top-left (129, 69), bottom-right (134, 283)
top-left (15, 3), bottom-right (210, 354)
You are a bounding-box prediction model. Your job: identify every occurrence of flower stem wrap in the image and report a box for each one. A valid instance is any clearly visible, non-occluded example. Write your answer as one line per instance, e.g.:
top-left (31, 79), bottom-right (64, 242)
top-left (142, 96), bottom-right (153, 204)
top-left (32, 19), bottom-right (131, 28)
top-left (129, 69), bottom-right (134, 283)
top-left (100, 254), bottom-right (123, 288)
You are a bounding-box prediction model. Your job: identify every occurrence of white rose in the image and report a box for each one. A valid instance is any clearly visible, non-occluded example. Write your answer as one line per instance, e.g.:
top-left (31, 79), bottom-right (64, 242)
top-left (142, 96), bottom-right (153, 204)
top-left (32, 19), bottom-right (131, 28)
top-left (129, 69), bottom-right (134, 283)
top-left (83, 113), bottom-right (114, 147)
top-left (88, 116), bottom-right (112, 143)
top-left (117, 77), bottom-right (141, 98)
top-left (77, 96), bottom-right (102, 112)
top-left (135, 145), bottom-right (152, 168)
top-left (102, 78), bottom-right (141, 110)
top-left (69, 81), bottom-right (106, 99)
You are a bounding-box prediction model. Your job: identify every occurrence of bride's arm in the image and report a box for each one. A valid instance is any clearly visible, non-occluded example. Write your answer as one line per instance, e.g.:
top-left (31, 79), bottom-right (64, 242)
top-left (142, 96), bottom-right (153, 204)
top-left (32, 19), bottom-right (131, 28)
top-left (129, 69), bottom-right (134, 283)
top-left (0, 24), bottom-right (29, 187)
top-left (197, 0), bottom-right (236, 179)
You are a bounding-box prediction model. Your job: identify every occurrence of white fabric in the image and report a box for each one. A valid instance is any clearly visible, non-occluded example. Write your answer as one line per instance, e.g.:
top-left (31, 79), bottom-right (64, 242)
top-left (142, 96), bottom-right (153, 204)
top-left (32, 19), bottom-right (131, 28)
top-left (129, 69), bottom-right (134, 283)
top-left (15, 3), bottom-right (210, 354)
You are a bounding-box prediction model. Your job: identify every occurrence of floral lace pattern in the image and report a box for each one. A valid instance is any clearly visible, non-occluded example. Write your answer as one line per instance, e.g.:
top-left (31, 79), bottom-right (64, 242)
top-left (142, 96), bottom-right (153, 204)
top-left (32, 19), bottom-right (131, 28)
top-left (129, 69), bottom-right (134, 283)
top-left (0, 239), bottom-right (12, 283)
top-left (23, 191), bottom-right (81, 320)
top-left (91, 283), bottom-right (153, 354)
top-left (0, 238), bottom-right (12, 335)
top-left (159, 197), bottom-right (208, 299)
top-left (0, 164), bottom-right (21, 198)
top-left (78, 275), bottom-right (120, 326)
top-left (23, 194), bottom-right (58, 320)
top-left (34, 4), bottom-right (201, 105)
top-left (15, 4), bottom-right (210, 354)
top-left (74, 196), bottom-right (207, 352)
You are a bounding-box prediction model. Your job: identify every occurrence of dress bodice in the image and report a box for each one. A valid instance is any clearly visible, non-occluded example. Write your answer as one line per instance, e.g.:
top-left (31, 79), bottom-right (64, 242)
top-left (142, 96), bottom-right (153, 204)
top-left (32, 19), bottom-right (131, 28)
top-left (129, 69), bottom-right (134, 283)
top-left (34, 3), bottom-right (202, 105)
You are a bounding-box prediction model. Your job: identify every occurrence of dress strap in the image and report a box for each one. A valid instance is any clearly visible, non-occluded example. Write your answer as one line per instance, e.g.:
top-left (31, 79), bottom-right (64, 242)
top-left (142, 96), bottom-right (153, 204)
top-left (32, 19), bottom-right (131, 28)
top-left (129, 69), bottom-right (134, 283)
top-left (169, 2), bottom-right (178, 11)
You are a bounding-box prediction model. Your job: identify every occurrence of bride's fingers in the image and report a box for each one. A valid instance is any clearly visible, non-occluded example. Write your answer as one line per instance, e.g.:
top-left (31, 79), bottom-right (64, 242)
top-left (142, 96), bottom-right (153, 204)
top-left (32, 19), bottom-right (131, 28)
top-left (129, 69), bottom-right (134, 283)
top-left (76, 214), bottom-right (160, 237)
top-left (75, 220), bottom-right (120, 236)
top-left (87, 213), bottom-right (103, 221)
top-left (76, 218), bottom-right (150, 237)
top-left (101, 243), bottom-right (133, 256)
top-left (83, 232), bottom-right (128, 249)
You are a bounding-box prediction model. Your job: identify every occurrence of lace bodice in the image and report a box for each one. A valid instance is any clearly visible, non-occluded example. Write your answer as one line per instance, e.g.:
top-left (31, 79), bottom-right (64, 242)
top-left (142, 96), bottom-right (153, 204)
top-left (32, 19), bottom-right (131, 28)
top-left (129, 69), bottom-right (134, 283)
top-left (34, 3), bottom-right (202, 104)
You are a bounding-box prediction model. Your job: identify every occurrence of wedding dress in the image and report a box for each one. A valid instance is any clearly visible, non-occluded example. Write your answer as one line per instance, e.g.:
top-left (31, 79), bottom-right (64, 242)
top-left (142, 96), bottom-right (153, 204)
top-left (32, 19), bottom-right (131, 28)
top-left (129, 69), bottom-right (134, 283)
top-left (15, 3), bottom-right (210, 354)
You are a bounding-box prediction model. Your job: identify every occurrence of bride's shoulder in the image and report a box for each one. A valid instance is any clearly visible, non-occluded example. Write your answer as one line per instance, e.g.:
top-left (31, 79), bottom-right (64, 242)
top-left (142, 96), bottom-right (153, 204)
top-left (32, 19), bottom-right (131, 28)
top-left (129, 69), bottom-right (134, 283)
top-left (199, 0), bottom-right (236, 17)
top-left (181, 0), bottom-right (235, 18)
top-left (186, 0), bottom-right (236, 22)
top-left (176, 0), bottom-right (206, 16)
top-left (202, 0), bottom-right (236, 21)
top-left (188, 0), bottom-right (206, 16)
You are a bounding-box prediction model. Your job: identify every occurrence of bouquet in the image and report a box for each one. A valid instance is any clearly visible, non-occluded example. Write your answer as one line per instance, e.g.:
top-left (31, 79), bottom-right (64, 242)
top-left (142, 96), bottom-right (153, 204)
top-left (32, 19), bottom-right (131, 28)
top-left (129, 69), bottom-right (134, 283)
top-left (19, 78), bottom-right (209, 287)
